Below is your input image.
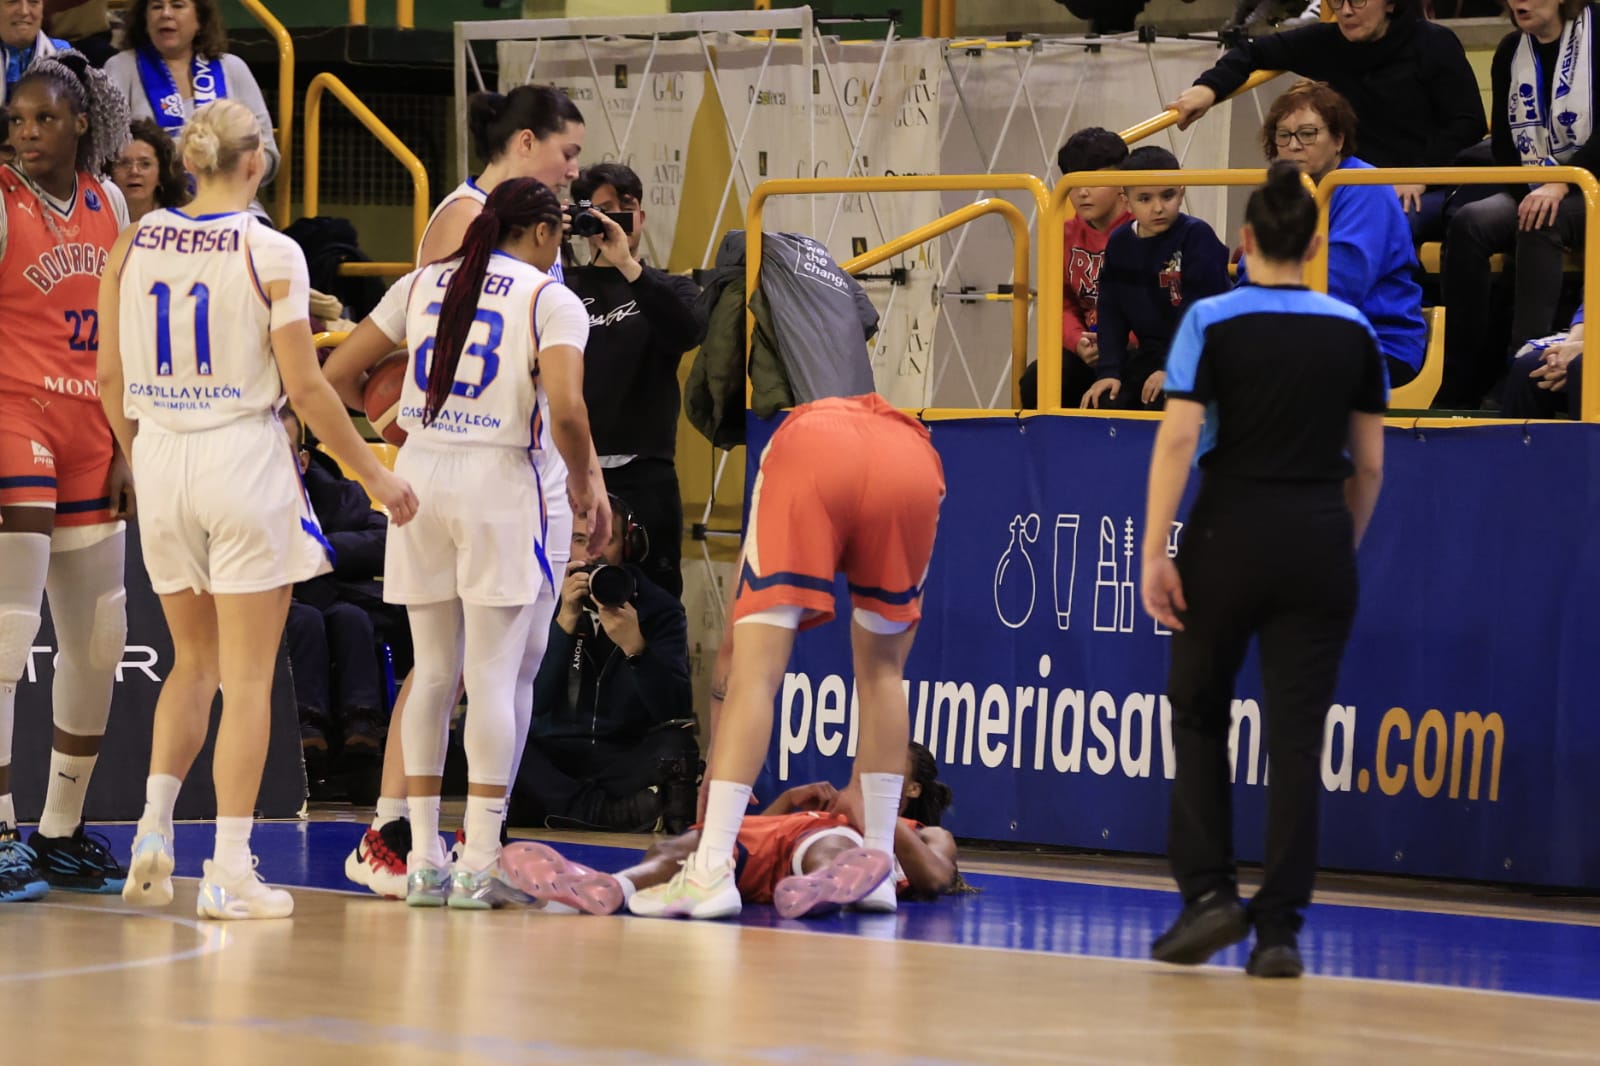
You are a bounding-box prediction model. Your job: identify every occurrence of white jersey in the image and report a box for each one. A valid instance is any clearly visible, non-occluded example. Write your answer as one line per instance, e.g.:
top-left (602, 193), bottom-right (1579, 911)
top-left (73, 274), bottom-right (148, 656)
top-left (398, 251), bottom-right (588, 452)
top-left (120, 209), bottom-right (307, 432)
top-left (417, 178), bottom-right (563, 282)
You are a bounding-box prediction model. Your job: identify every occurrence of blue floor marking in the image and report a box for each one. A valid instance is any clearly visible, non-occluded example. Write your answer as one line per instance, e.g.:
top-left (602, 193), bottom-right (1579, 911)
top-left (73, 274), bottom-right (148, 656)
top-left (65, 820), bottom-right (1600, 1002)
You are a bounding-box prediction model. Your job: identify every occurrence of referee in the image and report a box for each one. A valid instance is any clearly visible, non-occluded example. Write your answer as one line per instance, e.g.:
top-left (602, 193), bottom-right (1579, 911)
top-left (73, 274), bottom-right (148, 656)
top-left (1140, 162), bottom-right (1387, 979)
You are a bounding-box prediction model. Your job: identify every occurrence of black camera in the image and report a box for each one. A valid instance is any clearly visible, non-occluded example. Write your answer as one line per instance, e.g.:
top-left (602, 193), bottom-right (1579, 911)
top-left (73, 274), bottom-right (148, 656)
top-left (565, 200), bottom-right (634, 238)
top-left (574, 562), bottom-right (636, 609)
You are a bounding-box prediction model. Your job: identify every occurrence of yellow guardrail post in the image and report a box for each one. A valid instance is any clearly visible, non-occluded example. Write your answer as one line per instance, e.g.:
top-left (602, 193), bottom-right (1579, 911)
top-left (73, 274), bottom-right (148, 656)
top-left (1309, 164), bottom-right (1600, 422)
top-left (349, 0), bottom-right (366, 24)
top-left (237, 0), bottom-right (294, 228)
top-left (303, 73), bottom-right (430, 278)
top-left (939, 0), bottom-right (955, 37)
top-left (745, 174), bottom-right (1051, 408)
top-left (398, 0), bottom-right (413, 28)
top-left (1118, 69), bottom-right (1282, 147)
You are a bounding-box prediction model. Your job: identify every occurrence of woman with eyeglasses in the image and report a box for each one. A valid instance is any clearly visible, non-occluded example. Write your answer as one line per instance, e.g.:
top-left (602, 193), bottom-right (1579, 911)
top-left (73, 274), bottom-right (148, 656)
top-left (1437, 0), bottom-right (1600, 410)
top-left (110, 117), bottom-right (188, 223)
top-left (1169, 0), bottom-right (1483, 244)
top-left (1246, 80), bottom-right (1425, 389)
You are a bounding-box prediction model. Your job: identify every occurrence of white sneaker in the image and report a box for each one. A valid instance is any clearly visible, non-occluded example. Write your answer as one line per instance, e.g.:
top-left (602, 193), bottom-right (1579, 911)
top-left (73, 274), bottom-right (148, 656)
top-left (627, 852), bottom-right (741, 920)
top-left (123, 830), bottom-right (175, 907)
top-left (196, 858), bottom-right (294, 920)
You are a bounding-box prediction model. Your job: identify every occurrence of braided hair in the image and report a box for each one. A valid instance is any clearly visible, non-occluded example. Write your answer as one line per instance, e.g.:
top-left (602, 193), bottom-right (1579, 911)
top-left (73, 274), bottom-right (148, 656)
top-left (12, 51), bottom-right (131, 175)
top-left (425, 177), bottom-right (564, 426)
top-left (902, 741), bottom-right (954, 827)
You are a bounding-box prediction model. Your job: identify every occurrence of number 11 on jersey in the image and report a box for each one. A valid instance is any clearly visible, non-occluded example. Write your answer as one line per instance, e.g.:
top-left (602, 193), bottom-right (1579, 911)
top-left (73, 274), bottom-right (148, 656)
top-left (151, 281), bottom-right (214, 377)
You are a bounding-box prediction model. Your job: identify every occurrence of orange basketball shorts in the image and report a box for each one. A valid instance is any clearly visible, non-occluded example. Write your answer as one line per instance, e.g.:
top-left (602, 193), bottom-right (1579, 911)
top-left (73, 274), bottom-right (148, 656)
top-left (0, 390), bottom-right (115, 527)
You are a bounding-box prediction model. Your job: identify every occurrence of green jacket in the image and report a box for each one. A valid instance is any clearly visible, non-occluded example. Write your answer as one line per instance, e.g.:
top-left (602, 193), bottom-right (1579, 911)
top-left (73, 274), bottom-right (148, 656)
top-left (684, 263), bottom-right (795, 449)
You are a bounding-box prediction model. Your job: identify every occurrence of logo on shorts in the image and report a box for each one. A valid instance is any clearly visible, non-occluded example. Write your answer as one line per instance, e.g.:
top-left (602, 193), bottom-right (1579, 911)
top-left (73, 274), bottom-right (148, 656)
top-left (85, 189), bottom-right (102, 212)
top-left (30, 440), bottom-right (54, 468)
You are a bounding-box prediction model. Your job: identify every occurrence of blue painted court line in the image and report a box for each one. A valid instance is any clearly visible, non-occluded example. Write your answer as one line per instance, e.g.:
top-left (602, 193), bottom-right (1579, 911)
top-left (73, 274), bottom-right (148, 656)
top-left (55, 820), bottom-right (1600, 1003)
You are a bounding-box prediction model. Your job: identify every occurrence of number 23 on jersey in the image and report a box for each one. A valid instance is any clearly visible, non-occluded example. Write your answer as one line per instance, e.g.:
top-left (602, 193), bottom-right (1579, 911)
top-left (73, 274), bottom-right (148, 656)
top-left (412, 302), bottom-right (503, 399)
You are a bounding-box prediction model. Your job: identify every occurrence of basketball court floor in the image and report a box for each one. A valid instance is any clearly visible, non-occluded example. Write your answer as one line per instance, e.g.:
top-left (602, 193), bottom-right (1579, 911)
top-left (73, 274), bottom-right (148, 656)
top-left (6, 818), bottom-right (1597, 1064)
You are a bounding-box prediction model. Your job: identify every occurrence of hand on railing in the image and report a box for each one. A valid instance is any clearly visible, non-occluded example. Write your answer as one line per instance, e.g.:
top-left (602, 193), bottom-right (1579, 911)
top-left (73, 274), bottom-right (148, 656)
top-left (1165, 85), bottom-right (1218, 131)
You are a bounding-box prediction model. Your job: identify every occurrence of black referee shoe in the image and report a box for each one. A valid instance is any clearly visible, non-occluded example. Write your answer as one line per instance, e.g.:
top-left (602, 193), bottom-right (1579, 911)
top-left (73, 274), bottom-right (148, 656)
top-left (27, 825), bottom-right (127, 894)
top-left (1246, 941), bottom-right (1304, 979)
top-left (1151, 890), bottom-right (1249, 966)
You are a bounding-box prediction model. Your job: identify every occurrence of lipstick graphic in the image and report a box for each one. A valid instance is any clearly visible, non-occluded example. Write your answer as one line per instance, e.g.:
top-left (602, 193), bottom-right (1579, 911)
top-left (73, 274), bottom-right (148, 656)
top-left (1093, 516), bottom-right (1118, 632)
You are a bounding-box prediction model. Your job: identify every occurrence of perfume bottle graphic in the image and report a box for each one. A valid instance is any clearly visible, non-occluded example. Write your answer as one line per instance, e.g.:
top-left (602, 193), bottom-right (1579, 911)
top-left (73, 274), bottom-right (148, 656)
top-left (994, 513), bottom-right (1040, 629)
top-left (1093, 516), bottom-right (1119, 632)
top-left (1053, 514), bottom-right (1081, 631)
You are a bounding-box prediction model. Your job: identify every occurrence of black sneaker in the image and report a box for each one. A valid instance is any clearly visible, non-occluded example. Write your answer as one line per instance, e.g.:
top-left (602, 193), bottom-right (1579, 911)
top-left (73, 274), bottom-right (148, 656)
top-left (0, 824), bottom-right (49, 903)
top-left (27, 825), bottom-right (127, 894)
top-left (1246, 940), bottom-right (1304, 979)
top-left (1151, 889), bottom-right (1250, 965)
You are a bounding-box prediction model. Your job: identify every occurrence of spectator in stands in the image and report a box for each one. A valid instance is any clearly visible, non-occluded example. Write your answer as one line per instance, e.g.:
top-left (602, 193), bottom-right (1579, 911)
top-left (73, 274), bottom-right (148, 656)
top-left (110, 116), bottom-right (187, 222)
top-left (564, 163), bottom-right (706, 599)
top-left (1249, 80), bottom-right (1425, 386)
top-left (279, 409), bottom-right (397, 801)
top-left (1083, 146), bottom-right (1231, 411)
top-left (510, 494), bottom-right (699, 834)
top-left (1168, 0), bottom-right (1485, 243)
top-left (1502, 305), bottom-right (1585, 419)
top-left (103, 1), bottom-right (278, 200)
top-left (44, 1), bottom-right (111, 67)
top-left (2, 0), bottom-right (68, 106)
top-left (1438, 0), bottom-right (1599, 410)
top-left (1021, 127), bottom-right (1131, 410)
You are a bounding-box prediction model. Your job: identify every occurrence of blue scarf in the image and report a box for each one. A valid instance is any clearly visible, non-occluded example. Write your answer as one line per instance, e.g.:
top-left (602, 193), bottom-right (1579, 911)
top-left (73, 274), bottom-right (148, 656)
top-left (134, 44), bottom-right (227, 134)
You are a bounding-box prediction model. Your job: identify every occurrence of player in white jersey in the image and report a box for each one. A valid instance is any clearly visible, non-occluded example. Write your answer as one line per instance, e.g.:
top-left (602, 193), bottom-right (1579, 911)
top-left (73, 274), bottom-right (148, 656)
top-left (330, 177), bottom-right (607, 907)
top-left (96, 100), bottom-right (418, 920)
top-left (327, 86), bottom-right (591, 896)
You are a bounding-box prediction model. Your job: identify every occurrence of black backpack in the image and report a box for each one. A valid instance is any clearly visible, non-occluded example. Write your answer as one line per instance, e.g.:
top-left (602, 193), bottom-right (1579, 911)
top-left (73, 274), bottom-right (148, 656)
top-left (284, 216), bottom-right (387, 321)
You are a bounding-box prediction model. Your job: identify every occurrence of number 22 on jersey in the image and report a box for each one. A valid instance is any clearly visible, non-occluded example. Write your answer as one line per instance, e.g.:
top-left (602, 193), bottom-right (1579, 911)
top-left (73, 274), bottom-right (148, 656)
top-left (151, 281), bottom-right (213, 376)
top-left (412, 302), bottom-right (503, 399)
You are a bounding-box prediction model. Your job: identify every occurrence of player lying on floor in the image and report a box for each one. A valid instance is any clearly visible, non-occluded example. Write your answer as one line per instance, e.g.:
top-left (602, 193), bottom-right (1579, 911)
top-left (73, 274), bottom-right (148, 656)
top-left (501, 742), bottom-right (967, 918)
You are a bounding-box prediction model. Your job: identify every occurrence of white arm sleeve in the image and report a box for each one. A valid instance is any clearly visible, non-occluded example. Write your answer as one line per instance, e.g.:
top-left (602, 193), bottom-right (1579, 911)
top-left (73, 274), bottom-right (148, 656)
top-left (368, 271), bottom-right (416, 344)
top-left (533, 282), bottom-right (590, 366)
top-left (249, 226), bottom-right (311, 331)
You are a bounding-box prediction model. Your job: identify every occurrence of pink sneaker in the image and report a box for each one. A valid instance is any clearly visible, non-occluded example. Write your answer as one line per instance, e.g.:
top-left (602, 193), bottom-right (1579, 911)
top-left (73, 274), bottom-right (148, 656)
top-left (773, 847), bottom-right (893, 919)
top-left (500, 842), bottom-right (624, 915)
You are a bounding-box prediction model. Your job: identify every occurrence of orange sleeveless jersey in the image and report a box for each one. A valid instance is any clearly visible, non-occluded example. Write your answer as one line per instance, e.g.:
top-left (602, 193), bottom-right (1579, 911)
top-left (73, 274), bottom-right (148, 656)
top-left (0, 166), bottom-right (120, 402)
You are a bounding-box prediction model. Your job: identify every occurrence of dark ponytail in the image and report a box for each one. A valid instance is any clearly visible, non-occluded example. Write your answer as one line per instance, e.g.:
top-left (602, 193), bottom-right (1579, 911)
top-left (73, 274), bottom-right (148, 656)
top-left (467, 85), bottom-right (585, 163)
top-left (902, 741), bottom-right (954, 827)
top-left (424, 177), bottom-right (564, 425)
top-left (1245, 160), bottom-right (1319, 264)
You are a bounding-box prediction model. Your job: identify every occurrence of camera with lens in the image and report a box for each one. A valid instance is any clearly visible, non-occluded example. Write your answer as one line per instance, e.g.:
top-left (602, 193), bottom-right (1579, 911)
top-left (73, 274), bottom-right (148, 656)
top-left (573, 561), bottom-right (636, 610)
top-left (564, 199), bottom-right (634, 238)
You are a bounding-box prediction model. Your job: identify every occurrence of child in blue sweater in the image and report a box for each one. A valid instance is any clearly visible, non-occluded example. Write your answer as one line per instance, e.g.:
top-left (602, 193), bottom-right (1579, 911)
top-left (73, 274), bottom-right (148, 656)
top-left (1084, 147), bottom-right (1232, 411)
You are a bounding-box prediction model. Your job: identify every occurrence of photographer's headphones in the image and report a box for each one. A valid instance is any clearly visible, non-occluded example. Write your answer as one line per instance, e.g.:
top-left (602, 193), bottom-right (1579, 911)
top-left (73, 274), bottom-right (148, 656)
top-left (609, 493), bottom-right (650, 564)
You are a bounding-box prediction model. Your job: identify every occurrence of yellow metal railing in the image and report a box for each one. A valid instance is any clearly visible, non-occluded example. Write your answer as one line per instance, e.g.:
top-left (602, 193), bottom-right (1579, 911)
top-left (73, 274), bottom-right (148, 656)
top-left (745, 174), bottom-right (1051, 410)
top-left (1119, 68), bottom-right (1282, 146)
top-left (349, 0), bottom-right (415, 28)
top-left (303, 73), bottom-right (429, 278)
top-left (237, 0), bottom-right (294, 227)
top-left (1309, 165), bottom-right (1600, 421)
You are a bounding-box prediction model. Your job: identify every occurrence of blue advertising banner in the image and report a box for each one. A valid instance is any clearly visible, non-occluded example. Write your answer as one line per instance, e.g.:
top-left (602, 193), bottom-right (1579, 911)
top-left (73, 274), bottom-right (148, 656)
top-left (751, 413), bottom-right (1600, 891)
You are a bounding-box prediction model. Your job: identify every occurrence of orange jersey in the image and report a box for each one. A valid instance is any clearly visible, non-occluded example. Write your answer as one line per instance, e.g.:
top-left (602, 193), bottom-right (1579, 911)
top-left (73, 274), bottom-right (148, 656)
top-left (0, 166), bottom-right (121, 403)
top-left (733, 811), bottom-right (853, 904)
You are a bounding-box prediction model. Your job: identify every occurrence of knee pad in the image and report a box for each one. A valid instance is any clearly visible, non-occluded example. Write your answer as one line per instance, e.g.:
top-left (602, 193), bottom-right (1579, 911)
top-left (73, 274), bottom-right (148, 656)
top-left (0, 608), bottom-right (43, 684)
top-left (89, 588), bottom-right (129, 672)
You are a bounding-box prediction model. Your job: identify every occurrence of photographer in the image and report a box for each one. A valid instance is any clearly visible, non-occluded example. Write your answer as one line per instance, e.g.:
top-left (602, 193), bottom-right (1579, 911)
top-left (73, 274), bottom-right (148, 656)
top-left (564, 163), bottom-right (707, 599)
top-left (510, 495), bottom-right (700, 832)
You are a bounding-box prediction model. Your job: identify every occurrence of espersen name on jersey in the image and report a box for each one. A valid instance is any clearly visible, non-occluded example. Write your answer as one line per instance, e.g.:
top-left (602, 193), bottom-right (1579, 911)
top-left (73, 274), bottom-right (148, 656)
top-left (132, 225), bottom-right (244, 256)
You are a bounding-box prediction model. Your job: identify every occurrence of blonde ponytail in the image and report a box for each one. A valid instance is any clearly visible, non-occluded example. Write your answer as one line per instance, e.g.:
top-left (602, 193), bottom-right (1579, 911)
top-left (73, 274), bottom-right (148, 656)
top-left (179, 99), bottom-right (262, 178)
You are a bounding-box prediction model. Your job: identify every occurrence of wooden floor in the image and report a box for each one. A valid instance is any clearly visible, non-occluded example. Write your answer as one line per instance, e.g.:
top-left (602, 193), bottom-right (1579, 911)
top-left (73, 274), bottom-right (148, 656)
top-left (5, 823), bottom-right (1598, 1065)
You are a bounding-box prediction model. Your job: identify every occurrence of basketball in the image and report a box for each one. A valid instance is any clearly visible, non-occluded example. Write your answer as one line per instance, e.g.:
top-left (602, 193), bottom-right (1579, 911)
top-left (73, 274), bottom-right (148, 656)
top-left (363, 351), bottom-right (409, 446)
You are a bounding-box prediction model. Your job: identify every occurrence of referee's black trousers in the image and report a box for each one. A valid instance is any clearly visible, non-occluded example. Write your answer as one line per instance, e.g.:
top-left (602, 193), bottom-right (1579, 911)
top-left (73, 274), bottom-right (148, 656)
top-left (1165, 476), bottom-right (1358, 942)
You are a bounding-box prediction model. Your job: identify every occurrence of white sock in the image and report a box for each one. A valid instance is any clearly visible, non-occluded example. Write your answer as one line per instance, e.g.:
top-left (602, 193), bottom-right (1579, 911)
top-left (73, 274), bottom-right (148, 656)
top-left (372, 796), bottom-right (407, 832)
top-left (137, 774), bottom-right (182, 838)
top-left (38, 751), bottom-right (98, 838)
top-left (409, 795), bottom-right (445, 868)
top-left (860, 772), bottom-right (905, 856)
top-left (212, 816), bottom-right (253, 876)
top-left (0, 788), bottom-right (15, 831)
top-left (693, 780), bottom-right (752, 867)
top-left (614, 873), bottom-right (637, 901)
top-left (461, 794), bottom-right (506, 872)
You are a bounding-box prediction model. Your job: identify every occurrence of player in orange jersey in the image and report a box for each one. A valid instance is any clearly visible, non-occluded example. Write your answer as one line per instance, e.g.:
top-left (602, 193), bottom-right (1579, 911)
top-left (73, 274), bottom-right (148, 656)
top-left (503, 742), bottom-right (963, 918)
top-left (0, 54), bottom-right (133, 904)
top-left (623, 393), bottom-right (945, 920)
